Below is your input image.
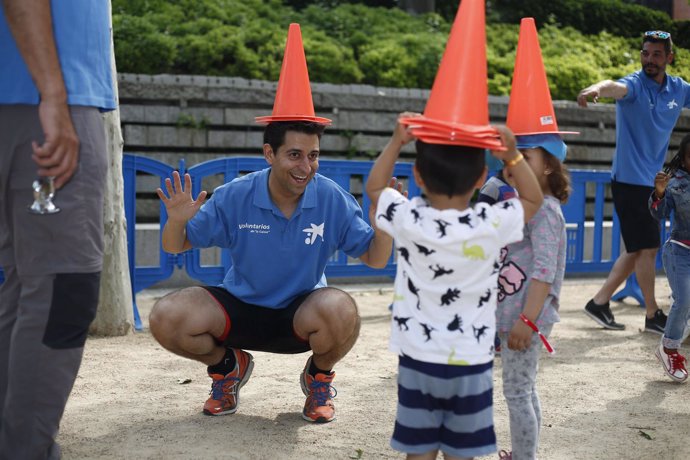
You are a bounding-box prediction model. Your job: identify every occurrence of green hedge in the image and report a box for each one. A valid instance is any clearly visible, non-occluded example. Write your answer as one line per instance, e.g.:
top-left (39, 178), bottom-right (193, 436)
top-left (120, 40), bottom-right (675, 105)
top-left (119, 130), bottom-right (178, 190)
top-left (111, 0), bottom-right (690, 101)
top-left (492, 0), bottom-right (673, 36)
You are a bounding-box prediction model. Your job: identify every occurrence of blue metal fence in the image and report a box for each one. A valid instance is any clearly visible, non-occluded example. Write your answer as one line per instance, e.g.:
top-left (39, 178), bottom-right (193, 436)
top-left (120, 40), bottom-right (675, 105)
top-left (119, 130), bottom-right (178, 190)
top-left (124, 154), bottom-right (662, 284)
top-left (0, 154), bottom-right (669, 326)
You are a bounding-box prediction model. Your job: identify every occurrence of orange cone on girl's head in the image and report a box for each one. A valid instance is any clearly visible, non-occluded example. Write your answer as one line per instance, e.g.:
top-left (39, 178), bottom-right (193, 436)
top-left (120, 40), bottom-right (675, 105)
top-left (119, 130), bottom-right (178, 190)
top-left (255, 23), bottom-right (331, 125)
top-left (506, 18), bottom-right (577, 136)
top-left (400, 0), bottom-right (502, 149)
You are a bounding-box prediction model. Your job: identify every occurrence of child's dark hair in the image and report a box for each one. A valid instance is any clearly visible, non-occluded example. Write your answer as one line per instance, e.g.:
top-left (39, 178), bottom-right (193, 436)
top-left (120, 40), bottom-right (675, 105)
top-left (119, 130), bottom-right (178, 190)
top-left (263, 121), bottom-right (326, 153)
top-left (664, 133), bottom-right (690, 175)
top-left (415, 140), bottom-right (485, 197)
top-left (543, 152), bottom-right (571, 204)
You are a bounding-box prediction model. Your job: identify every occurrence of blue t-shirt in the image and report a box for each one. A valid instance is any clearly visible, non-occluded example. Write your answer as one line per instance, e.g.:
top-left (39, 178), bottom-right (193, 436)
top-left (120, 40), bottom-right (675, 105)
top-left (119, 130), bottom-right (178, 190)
top-left (613, 70), bottom-right (690, 186)
top-left (186, 168), bottom-right (375, 309)
top-left (0, 0), bottom-right (116, 109)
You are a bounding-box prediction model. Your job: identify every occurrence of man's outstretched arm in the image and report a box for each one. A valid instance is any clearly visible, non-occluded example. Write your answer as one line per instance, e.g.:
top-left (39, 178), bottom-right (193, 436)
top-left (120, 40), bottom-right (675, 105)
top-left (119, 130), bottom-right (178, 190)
top-left (577, 79), bottom-right (628, 107)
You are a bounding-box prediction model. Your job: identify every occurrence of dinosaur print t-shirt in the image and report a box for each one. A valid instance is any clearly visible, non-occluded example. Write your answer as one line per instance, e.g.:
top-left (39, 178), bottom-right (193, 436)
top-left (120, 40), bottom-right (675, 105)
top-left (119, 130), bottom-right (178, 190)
top-left (376, 187), bottom-right (524, 366)
top-left (496, 195), bottom-right (565, 333)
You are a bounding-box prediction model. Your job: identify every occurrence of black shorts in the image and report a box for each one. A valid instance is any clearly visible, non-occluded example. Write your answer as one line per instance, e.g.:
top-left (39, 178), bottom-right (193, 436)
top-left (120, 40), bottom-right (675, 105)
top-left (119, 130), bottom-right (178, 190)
top-left (611, 180), bottom-right (660, 252)
top-left (201, 286), bottom-right (312, 354)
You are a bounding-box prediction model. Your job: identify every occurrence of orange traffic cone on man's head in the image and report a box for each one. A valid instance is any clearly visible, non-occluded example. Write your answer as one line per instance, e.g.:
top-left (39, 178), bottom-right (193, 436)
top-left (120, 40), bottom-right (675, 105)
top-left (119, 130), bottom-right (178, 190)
top-left (399, 0), bottom-right (502, 149)
top-left (255, 23), bottom-right (331, 125)
top-left (506, 18), bottom-right (577, 136)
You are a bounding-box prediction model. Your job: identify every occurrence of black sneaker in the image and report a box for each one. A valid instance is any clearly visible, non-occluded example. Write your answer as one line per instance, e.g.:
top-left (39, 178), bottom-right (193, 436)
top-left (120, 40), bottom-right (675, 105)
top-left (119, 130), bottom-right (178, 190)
top-left (584, 299), bottom-right (625, 330)
top-left (645, 309), bottom-right (667, 335)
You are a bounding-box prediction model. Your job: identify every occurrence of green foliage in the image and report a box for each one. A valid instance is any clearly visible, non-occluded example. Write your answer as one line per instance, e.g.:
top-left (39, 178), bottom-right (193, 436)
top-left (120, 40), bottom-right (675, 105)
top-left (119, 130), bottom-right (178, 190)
top-left (111, 0), bottom-right (690, 101)
top-left (112, 15), bottom-right (177, 74)
top-left (358, 33), bottom-right (445, 88)
top-left (492, 0), bottom-right (673, 39)
top-left (302, 29), bottom-right (364, 84)
top-left (284, 0), bottom-right (395, 9)
top-left (672, 20), bottom-right (690, 50)
top-left (176, 113), bottom-right (210, 129)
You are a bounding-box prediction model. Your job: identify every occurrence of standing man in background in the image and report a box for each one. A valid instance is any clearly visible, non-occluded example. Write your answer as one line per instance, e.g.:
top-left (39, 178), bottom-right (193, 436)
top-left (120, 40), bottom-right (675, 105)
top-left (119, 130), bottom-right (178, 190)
top-left (0, 1), bottom-right (116, 458)
top-left (578, 30), bottom-right (690, 333)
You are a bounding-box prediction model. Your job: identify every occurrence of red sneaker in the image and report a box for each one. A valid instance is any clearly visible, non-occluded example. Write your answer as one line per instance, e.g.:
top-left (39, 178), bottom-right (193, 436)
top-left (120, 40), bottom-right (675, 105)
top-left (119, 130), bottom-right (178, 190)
top-left (203, 349), bottom-right (254, 415)
top-left (300, 357), bottom-right (337, 423)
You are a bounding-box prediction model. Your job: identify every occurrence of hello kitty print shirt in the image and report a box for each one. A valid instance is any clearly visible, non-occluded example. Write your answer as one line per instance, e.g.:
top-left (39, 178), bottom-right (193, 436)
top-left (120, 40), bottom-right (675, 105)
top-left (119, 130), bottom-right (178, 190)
top-left (496, 195), bottom-right (566, 333)
top-left (376, 187), bottom-right (524, 366)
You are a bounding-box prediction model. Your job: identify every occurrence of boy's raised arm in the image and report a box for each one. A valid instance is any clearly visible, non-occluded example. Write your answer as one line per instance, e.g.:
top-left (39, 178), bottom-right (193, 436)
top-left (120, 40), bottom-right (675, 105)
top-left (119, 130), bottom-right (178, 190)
top-left (365, 112), bottom-right (419, 208)
top-left (491, 126), bottom-right (543, 223)
top-left (359, 112), bottom-right (418, 269)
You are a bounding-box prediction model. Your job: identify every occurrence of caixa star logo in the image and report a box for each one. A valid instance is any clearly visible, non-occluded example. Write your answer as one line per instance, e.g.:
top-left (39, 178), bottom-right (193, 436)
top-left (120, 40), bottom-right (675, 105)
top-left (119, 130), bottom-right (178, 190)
top-left (302, 223), bottom-right (325, 245)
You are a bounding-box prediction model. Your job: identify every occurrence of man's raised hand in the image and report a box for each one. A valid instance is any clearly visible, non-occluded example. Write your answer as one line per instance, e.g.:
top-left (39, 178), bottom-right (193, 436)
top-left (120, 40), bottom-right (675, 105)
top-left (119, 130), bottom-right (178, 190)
top-left (156, 171), bottom-right (207, 223)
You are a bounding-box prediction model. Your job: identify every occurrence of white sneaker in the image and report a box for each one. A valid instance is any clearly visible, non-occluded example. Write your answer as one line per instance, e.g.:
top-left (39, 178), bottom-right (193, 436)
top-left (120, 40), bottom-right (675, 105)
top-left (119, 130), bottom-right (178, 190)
top-left (655, 343), bottom-right (688, 383)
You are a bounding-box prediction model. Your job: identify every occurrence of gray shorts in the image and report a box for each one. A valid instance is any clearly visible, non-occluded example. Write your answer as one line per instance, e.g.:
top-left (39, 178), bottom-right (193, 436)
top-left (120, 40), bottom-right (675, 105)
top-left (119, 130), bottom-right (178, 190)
top-left (0, 105), bottom-right (107, 276)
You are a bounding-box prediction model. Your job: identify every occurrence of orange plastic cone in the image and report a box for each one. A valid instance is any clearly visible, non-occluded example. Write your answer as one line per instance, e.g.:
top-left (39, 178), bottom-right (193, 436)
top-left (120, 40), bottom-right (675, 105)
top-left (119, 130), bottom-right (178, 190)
top-left (399, 0), bottom-right (502, 149)
top-left (506, 18), bottom-right (577, 135)
top-left (255, 23), bottom-right (331, 125)
top-left (424, 0), bottom-right (489, 126)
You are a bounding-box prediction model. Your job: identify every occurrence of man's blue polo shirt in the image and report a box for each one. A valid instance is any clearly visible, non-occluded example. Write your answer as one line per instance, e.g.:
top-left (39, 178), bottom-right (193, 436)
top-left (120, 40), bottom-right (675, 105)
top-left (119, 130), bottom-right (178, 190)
top-left (0, 0), bottom-right (116, 109)
top-left (613, 70), bottom-right (690, 186)
top-left (186, 168), bottom-right (375, 309)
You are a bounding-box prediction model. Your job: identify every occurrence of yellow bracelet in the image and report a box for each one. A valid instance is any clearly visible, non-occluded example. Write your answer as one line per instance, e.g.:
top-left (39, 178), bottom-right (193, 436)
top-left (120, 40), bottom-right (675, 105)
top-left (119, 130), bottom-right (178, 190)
top-left (505, 153), bottom-right (524, 167)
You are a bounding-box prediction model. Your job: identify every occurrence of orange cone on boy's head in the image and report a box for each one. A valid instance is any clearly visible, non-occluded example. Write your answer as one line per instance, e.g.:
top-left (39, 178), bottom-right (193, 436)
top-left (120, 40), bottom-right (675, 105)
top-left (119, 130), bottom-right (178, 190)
top-left (424, 0), bottom-right (489, 127)
top-left (255, 23), bottom-right (331, 125)
top-left (506, 18), bottom-right (577, 136)
top-left (400, 0), bottom-right (502, 149)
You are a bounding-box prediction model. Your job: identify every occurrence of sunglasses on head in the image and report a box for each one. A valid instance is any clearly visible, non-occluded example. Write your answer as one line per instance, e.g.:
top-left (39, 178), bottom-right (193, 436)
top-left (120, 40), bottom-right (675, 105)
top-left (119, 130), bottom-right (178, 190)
top-left (645, 30), bottom-right (671, 40)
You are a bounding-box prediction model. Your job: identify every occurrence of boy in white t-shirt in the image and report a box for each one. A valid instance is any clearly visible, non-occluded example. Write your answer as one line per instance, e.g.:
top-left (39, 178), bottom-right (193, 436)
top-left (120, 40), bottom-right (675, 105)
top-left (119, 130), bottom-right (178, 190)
top-left (365, 114), bottom-right (543, 460)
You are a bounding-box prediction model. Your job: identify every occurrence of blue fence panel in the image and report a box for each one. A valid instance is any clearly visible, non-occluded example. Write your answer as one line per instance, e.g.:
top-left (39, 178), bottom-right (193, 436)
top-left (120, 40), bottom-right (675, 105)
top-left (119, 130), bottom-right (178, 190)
top-left (123, 154), bottom-right (183, 329)
top-left (564, 170), bottom-right (620, 273)
top-left (124, 155), bottom-right (182, 293)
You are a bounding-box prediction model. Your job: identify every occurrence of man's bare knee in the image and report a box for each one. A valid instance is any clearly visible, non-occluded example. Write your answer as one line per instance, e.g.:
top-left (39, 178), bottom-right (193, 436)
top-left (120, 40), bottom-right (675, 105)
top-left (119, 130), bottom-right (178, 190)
top-left (149, 294), bottom-right (186, 347)
top-left (296, 288), bottom-right (359, 340)
top-left (322, 288), bottom-right (359, 328)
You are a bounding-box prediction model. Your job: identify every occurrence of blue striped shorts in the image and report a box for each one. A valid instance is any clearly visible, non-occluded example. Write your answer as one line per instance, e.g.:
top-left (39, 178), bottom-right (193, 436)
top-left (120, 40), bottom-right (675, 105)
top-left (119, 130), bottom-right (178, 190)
top-left (391, 355), bottom-right (496, 458)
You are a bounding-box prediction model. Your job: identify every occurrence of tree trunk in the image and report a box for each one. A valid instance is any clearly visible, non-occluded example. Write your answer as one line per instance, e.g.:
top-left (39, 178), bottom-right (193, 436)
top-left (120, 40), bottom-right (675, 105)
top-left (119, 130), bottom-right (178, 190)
top-left (89, 1), bottom-right (134, 336)
top-left (399, 0), bottom-right (436, 15)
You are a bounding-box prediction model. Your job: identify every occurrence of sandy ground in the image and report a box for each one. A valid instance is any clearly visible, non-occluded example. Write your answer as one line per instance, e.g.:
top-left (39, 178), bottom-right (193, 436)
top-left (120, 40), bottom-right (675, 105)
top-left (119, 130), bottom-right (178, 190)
top-left (58, 276), bottom-right (690, 460)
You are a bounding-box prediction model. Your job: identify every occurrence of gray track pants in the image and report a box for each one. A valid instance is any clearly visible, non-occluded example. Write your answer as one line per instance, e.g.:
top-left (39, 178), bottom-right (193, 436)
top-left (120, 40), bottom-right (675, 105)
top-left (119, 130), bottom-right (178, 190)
top-left (0, 105), bottom-right (106, 459)
top-left (499, 324), bottom-right (554, 460)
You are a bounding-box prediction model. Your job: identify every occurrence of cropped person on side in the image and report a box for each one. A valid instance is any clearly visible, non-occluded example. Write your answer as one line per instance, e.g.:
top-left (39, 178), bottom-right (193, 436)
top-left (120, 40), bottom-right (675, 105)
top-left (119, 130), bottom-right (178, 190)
top-left (0, 1), bottom-right (115, 458)
top-left (649, 134), bottom-right (690, 382)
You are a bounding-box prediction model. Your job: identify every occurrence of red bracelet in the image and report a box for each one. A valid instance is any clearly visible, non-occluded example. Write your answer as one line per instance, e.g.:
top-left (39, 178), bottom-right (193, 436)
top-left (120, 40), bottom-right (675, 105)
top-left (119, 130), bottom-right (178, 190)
top-left (519, 314), bottom-right (555, 354)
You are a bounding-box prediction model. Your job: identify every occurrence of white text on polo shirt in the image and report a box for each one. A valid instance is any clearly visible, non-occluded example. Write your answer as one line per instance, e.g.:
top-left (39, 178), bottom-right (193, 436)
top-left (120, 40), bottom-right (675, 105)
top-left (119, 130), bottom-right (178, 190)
top-left (303, 222), bottom-right (325, 245)
top-left (239, 223), bottom-right (270, 234)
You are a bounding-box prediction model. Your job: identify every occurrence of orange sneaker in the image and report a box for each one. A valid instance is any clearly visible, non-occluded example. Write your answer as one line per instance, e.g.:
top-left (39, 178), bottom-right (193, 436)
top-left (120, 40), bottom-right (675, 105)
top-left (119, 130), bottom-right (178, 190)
top-left (203, 349), bottom-right (254, 416)
top-left (300, 357), bottom-right (337, 423)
